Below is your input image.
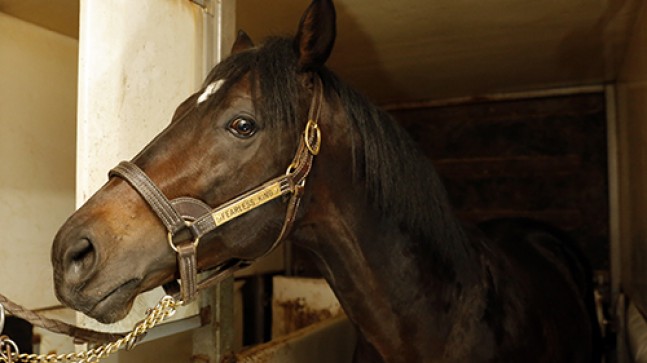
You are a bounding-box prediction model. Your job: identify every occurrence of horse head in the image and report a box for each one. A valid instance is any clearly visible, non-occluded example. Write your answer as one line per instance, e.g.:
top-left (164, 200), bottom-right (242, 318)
top-left (52, 0), bottom-right (337, 323)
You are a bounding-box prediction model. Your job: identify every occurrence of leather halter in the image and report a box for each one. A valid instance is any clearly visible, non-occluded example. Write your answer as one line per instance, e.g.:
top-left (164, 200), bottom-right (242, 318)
top-left (108, 77), bottom-right (323, 303)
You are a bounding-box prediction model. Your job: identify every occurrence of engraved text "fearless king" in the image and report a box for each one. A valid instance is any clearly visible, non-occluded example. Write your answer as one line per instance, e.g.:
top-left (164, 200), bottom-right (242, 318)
top-left (212, 182), bottom-right (283, 226)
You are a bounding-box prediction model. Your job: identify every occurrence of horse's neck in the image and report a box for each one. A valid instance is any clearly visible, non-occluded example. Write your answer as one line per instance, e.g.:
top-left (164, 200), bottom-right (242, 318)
top-left (294, 158), bottom-right (482, 362)
top-left (295, 191), bottom-right (481, 362)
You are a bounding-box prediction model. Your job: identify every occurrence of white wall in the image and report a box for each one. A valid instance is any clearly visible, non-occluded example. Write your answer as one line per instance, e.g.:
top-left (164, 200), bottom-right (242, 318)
top-left (0, 12), bottom-right (77, 310)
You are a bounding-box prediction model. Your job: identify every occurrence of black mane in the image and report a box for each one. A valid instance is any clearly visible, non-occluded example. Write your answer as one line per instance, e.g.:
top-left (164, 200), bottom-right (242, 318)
top-left (204, 37), bottom-right (470, 265)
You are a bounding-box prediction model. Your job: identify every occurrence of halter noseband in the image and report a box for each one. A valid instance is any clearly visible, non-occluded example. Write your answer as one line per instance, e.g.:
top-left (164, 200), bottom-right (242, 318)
top-left (108, 77), bottom-right (323, 304)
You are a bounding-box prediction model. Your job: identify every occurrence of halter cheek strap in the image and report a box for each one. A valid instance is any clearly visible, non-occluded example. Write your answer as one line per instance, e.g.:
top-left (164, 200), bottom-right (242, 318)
top-left (108, 77), bottom-right (323, 304)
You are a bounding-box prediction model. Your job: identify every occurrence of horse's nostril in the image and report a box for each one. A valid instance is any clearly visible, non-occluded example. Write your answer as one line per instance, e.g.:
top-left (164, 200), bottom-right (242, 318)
top-left (64, 238), bottom-right (97, 279)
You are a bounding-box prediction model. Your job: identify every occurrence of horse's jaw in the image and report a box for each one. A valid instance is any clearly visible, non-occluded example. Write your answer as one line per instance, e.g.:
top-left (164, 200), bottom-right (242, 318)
top-left (62, 280), bottom-right (139, 324)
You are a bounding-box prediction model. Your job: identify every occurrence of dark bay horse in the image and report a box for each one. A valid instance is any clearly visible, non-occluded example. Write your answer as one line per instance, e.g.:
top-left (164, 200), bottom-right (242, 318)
top-left (52, 0), bottom-right (598, 361)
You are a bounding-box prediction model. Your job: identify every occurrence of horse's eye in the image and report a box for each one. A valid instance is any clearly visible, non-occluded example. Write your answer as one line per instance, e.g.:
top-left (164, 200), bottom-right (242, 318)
top-left (228, 117), bottom-right (257, 138)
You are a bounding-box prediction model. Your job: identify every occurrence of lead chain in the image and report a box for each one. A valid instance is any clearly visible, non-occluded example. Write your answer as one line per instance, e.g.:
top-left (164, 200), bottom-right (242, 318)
top-left (0, 296), bottom-right (181, 363)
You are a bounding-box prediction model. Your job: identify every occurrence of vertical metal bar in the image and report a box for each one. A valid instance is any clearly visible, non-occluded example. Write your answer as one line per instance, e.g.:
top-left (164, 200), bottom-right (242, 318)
top-left (191, 278), bottom-right (235, 363)
top-left (216, 0), bottom-right (237, 61)
top-left (605, 84), bottom-right (626, 363)
top-left (202, 2), bottom-right (215, 78)
top-left (605, 85), bottom-right (621, 306)
top-left (191, 1), bottom-right (237, 361)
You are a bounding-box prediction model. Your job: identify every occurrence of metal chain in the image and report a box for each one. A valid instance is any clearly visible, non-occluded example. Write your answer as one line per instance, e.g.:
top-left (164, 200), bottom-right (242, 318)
top-left (0, 296), bottom-right (182, 363)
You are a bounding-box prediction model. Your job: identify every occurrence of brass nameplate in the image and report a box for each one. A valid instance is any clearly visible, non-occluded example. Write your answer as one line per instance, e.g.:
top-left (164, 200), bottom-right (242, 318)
top-left (212, 182), bottom-right (283, 226)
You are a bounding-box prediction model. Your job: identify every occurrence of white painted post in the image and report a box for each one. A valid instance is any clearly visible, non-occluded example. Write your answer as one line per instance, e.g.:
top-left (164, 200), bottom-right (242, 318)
top-left (77, 0), bottom-right (206, 206)
top-left (76, 0), bottom-right (205, 334)
top-left (76, 1), bottom-right (235, 361)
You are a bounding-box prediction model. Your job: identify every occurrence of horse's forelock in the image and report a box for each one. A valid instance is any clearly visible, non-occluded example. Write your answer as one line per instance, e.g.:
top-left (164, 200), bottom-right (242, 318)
top-left (201, 38), bottom-right (302, 138)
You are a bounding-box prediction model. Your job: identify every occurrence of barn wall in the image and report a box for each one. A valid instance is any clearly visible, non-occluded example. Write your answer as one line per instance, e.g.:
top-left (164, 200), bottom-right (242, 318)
top-left (0, 12), bottom-right (77, 309)
top-left (616, 0), bottom-right (647, 314)
top-left (390, 93), bottom-right (609, 271)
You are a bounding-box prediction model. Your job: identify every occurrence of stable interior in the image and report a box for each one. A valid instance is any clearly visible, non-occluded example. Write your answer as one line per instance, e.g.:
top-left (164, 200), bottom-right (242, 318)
top-left (1, 0), bottom-right (647, 361)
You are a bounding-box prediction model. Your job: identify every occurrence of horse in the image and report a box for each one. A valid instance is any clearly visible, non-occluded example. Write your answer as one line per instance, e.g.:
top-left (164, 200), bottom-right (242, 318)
top-left (51, 0), bottom-right (599, 361)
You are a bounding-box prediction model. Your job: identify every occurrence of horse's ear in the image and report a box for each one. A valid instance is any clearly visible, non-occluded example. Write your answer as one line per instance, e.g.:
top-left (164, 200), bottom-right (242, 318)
top-left (294, 0), bottom-right (336, 70)
top-left (231, 30), bottom-right (254, 54)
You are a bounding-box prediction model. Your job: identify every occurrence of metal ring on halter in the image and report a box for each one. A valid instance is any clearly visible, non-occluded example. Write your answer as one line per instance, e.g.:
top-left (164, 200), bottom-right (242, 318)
top-left (304, 120), bottom-right (321, 155)
top-left (167, 232), bottom-right (201, 253)
top-left (0, 336), bottom-right (20, 361)
top-left (0, 303), bottom-right (4, 334)
top-left (167, 221), bottom-right (200, 253)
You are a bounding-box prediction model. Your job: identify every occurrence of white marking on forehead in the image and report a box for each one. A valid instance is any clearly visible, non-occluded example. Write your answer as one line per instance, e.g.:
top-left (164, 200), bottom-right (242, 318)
top-left (197, 79), bottom-right (225, 105)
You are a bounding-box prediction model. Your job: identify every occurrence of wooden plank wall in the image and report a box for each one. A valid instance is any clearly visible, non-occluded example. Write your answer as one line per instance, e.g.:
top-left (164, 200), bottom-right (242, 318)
top-left (390, 93), bottom-right (609, 271)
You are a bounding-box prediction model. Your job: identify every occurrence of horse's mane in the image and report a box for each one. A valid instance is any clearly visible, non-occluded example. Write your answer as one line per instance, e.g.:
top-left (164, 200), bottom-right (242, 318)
top-left (204, 37), bottom-right (471, 269)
